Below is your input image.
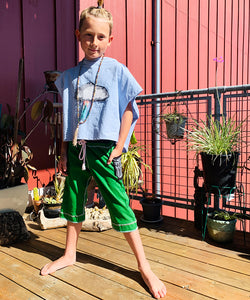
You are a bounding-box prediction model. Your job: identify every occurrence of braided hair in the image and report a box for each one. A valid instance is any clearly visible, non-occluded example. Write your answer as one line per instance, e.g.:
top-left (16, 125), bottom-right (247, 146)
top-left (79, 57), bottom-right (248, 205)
top-left (79, 0), bottom-right (113, 35)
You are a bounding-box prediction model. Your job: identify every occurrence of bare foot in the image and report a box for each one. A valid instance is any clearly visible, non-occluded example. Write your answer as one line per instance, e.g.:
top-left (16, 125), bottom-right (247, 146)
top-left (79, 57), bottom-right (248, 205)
top-left (40, 255), bottom-right (75, 276)
top-left (139, 264), bottom-right (167, 299)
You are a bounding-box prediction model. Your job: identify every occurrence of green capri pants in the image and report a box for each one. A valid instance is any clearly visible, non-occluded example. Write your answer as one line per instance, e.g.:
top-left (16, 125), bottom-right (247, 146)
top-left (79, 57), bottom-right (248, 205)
top-left (60, 140), bottom-right (138, 232)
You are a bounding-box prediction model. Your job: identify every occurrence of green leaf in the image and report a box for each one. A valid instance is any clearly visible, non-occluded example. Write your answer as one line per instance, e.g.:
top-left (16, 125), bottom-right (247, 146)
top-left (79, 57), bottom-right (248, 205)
top-left (130, 131), bottom-right (137, 145)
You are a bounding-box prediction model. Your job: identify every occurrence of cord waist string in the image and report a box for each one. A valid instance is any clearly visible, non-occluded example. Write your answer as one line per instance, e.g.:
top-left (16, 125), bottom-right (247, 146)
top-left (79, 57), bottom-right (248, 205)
top-left (78, 140), bottom-right (86, 170)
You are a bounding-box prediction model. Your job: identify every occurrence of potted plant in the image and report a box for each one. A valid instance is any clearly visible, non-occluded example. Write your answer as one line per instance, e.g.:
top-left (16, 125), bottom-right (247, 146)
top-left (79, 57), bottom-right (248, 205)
top-left (0, 59), bottom-right (54, 216)
top-left (121, 132), bottom-right (152, 194)
top-left (161, 110), bottom-right (187, 139)
top-left (0, 103), bottom-right (36, 216)
top-left (42, 176), bottom-right (65, 218)
top-left (140, 191), bottom-right (163, 223)
top-left (187, 115), bottom-right (243, 195)
top-left (206, 210), bottom-right (239, 243)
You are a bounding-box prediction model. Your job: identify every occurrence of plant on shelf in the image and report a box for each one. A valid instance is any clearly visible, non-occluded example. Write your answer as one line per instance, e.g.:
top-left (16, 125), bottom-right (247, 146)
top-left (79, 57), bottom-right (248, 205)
top-left (121, 132), bottom-right (152, 194)
top-left (206, 210), bottom-right (239, 243)
top-left (187, 115), bottom-right (244, 195)
top-left (187, 116), bottom-right (243, 156)
top-left (161, 110), bottom-right (187, 139)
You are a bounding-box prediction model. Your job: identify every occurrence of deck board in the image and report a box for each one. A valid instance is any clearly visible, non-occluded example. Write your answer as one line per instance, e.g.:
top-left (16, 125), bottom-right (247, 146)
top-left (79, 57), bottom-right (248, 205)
top-left (0, 211), bottom-right (249, 299)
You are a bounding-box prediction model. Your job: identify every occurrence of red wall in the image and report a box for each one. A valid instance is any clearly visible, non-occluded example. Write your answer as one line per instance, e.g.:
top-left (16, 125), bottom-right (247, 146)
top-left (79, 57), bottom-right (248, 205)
top-left (0, 0), bottom-right (249, 190)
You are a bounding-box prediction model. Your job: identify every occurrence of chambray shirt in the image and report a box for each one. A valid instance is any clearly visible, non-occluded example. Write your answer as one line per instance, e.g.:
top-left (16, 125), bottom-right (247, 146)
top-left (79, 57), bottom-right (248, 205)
top-left (55, 57), bottom-right (142, 151)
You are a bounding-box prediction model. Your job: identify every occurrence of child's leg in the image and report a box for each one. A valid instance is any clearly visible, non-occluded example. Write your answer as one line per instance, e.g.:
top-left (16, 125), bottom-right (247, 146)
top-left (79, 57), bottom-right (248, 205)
top-left (85, 142), bottom-right (166, 297)
top-left (124, 229), bottom-right (167, 299)
top-left (40, 221), bottom-right (82, 276)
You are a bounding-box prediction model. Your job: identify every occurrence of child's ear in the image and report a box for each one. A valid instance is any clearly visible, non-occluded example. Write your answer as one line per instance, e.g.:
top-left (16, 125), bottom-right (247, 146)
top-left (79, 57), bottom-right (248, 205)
top-left (108, 35), bottom-right (114, 45)
top-left (75, 29), bottom-right (80, 41)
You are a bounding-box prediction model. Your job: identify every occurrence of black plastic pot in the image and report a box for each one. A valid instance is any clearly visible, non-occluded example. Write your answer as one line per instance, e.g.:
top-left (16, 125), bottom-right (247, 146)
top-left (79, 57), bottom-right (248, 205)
top-left (165, 117), bottom-right (187, 139)
top-left (43, 203), bottom-right (61, 218)
top-left (140, 197), bottom-right (162, 223)
top-left (200, 152), bottom-right (239, 195)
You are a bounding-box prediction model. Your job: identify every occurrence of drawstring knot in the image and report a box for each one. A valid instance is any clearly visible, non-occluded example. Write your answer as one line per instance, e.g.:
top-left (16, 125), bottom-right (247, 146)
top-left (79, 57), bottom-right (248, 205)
top-left (78, 140), bottom-right (86, 170)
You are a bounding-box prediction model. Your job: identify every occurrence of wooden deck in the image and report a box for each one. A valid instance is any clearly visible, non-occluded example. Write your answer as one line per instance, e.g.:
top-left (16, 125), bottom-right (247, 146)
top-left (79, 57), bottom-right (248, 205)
top-left (0, 210), bottom-right (250, 300)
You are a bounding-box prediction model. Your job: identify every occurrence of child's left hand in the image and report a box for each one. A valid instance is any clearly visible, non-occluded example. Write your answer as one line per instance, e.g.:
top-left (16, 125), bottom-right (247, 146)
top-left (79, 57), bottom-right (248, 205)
top-left (107, 147), bottom-right (122, 164)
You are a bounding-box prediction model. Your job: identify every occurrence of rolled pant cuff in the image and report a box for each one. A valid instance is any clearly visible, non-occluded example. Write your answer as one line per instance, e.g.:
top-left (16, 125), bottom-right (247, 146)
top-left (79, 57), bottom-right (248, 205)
top-left (112, 220), bottom-right (138, 232)
top-left (60, 211), bottom-right (85, 223)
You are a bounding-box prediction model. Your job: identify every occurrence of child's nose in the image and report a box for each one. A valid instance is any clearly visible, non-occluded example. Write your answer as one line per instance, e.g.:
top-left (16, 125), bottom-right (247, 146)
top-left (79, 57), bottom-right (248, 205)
top-left (92, 36), bottom-right (98, 45)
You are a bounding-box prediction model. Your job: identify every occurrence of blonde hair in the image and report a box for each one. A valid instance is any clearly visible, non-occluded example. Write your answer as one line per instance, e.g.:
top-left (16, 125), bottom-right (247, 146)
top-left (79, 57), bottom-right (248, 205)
top-left (79, 0), bottom-right (113, 35)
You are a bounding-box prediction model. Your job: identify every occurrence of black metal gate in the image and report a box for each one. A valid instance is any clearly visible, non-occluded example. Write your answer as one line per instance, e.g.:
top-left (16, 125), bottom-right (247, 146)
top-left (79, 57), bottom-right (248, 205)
top-left (135, 84), bottom-right (250, 232)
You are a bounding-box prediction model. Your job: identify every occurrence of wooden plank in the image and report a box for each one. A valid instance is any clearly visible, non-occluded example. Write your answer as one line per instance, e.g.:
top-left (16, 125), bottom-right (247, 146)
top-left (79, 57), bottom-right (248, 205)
top-left (198, 0), bottom-right (209, 88)
top-left (176, 0), bottom-right (188, 91)
top-left (26, 226), bottom-right (250, 299)
top-left (0, 1), bottom-right (23, 113)
top-left (104, 228), bottom-right (250, 275)
top-left (16, 236), bottom-right (210, 300)
top-left (0, 252), bottom-right (97, 300)
top-left (104, 0), bottom-right (127, 65)
top-left (208, 0), bottom-right (217, 88)
top-left (188, 0), bottom-right (199, 90)
top-left (0, 274), bottom-right (42, 300)
top-left (127, 0), bottom-right (146, 88)
top-left (162, 0), bottom-right (176, 92)
top-left (0, 243), bottom-right (153, 299)
top-left (21, 0), bottom-right (57, 170)
top-left (77, 231), bottom-right (250, 295)
top-left (55, 0), bottom-right (76, 71)
top-left (2, 220), bottom-right (209, 299)
top-left (137, 222), bottom-right (250, 261)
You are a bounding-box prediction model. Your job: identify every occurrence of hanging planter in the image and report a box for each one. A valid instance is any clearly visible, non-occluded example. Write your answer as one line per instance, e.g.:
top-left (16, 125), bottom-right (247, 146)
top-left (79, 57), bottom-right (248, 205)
top-left (165, 117), bottom-right (187, 139)
top-left (161, 111), bottom-right (187, 139)
top-left (200, 152), bottom-right (239, 195)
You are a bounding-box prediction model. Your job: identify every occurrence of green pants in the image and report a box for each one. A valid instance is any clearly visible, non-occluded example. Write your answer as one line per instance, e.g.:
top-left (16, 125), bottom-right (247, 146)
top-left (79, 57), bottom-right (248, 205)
top-left (61, 141), bottom-right (138, 232)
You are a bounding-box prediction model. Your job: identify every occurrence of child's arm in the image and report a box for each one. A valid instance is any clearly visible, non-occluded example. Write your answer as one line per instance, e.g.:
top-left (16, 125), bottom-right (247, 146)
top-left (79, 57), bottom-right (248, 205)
top-left (107, 101), bottom-right (133, 164)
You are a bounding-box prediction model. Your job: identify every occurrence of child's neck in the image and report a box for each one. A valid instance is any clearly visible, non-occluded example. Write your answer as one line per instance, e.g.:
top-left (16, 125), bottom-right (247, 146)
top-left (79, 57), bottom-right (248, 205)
top-left (83, 55), bottom-right (103, 63)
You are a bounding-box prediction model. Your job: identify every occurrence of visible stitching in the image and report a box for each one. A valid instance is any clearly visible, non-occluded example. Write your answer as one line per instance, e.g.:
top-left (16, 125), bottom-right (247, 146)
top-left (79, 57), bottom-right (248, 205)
top-left (112, 220), bottom-right (137, 227)
top-left (61, 212), bottom-right (85, 218)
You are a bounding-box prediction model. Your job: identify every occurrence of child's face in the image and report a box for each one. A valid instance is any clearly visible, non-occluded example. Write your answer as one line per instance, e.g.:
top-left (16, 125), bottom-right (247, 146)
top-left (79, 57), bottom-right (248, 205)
top-left (76, 16), bottom-right (113, 60)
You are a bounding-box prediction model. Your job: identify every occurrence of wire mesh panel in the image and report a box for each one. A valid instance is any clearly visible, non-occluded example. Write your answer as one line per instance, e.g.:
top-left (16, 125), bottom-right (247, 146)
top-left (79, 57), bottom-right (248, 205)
top-left (222, 91), bottom-right (250, 231)
top-left (134, 85), bottom-right (250, 232)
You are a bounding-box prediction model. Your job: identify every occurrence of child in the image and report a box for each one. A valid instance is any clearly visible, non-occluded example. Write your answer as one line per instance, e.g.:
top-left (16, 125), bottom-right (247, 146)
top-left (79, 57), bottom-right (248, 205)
top-left (40, 1), bottom-right (167, 298)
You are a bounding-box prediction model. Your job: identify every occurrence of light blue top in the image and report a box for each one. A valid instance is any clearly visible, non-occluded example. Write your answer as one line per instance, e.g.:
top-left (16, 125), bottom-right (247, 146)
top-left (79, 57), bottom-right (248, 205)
top-left (55, 56), bottom-right (142, 151)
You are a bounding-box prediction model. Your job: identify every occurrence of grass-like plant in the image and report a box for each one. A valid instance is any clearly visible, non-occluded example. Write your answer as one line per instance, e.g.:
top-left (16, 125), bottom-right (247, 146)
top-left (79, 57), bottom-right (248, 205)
top-left (121, 144), bottom-right (152, 194)
top-left (187, 116), bottom-right (243, 156)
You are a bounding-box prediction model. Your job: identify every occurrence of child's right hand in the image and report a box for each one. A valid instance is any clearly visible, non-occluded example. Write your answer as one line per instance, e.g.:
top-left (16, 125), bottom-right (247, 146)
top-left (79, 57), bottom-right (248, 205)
top-left (58, 154), bottom-right (68, 176)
